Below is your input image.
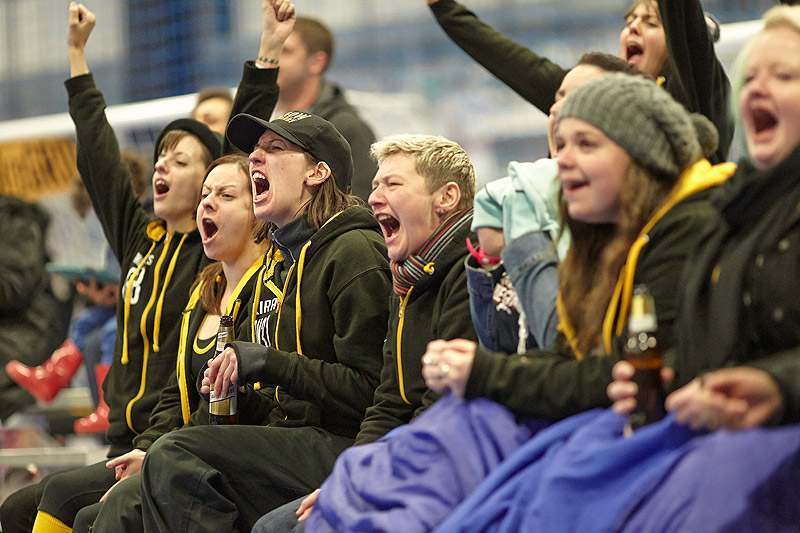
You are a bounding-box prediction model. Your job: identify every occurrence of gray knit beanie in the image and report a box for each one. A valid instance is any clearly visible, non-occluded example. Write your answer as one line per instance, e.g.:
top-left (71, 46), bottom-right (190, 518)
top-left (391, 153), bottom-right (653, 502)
top-left (555, 73), bottom-right (718, 178)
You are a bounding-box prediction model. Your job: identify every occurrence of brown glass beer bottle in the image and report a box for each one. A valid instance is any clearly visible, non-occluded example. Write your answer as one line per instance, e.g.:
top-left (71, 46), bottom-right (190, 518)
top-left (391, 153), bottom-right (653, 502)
top-left (623, 285), bottom-right (666, 430)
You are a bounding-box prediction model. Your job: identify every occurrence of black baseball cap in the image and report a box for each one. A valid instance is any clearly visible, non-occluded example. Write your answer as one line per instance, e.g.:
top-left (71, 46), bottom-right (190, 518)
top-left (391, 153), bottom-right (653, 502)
top-left (153, 118), bottom-right (223, 165)
top-left (226, 111), bottom-right (353, 192)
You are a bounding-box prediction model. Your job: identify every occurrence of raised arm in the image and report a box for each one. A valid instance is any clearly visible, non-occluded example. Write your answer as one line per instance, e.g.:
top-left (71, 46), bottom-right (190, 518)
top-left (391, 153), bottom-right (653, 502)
top-left (660, 0), bottom-right (731, 163)
top-left (222, 0), bottom-right (295, 154)
top-left (65, 3), bottom-right (151, 261)
top-left (427, 0), bottom-right (567, 114)
top-left (258, 0), bottom-right (296, 69)
top-left (66, 2), bottom-right (94, 78)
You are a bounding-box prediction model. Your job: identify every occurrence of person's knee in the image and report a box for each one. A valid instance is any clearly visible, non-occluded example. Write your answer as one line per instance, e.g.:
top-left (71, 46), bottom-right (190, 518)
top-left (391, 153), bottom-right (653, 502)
top-left (0, 482), bottom-right (40, 533)
top-left (141, 429), bottom-right (206, 488)
top-left (92, 476), bottom-right (145, 532)
top-left (38, 465), bottom-right (112, 523)
top-left (73, 502), bottom-right (103, 533)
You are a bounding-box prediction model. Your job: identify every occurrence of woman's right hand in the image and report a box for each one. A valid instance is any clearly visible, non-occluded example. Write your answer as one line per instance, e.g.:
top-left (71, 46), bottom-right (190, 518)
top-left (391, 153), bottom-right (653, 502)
top-left (67, 3), bottom-right (95, 52)
top-left (607, 360), bottom-right (674, 416)
top-left (257, 0), bottom-right (296, 67)
top-left (421, 339), bottom-right (477, 397)
top-left (67, 2), bottom-right (95, 77)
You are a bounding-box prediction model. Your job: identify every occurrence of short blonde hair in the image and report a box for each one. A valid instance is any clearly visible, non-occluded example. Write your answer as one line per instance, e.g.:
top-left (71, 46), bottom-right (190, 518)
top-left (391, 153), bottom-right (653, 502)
top-left (370, 134), bottom-right (476, 211)
top-left (763, 4), bottom-right (800, 33)
top-left (729, 5), bottom-right (800, 157)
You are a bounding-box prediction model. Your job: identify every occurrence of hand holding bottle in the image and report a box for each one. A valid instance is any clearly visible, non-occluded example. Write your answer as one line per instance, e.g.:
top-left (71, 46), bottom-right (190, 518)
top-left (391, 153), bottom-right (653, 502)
top-left (202, 347), bottom-right (239, 399)
top-left (207, 315), bottom-right (238, 425)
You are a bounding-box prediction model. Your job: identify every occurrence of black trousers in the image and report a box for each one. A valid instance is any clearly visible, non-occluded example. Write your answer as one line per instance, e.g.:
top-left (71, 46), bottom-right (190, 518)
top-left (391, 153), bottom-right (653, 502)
top-left (0, 460), bottom-right (116, 532)
top-left (103, 425), bottom-right (352, 532)
top-left (0, 471), bottom-right (49, 533)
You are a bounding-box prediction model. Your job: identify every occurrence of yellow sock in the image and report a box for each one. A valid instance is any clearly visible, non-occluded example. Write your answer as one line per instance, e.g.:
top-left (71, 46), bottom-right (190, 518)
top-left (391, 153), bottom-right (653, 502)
top-left (31, 511), bottom-right (72, 533)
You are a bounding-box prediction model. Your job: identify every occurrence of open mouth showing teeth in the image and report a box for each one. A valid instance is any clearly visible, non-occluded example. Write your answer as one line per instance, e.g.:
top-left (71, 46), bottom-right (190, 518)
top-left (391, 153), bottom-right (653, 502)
top-left (752, 109), bottom-right (777, 133)
top-left (376, 213), bottom-right (400, 238)
top-left (562, 180), bottom-right (588, 193)
top-left (626, 43), bottom-right (643, 61)
top-left (202, 218), bottom-right (218, 239)
top-left (154, 179), bottom-right (169, 195)
top-left (253, 175), bottom-right (270, 196)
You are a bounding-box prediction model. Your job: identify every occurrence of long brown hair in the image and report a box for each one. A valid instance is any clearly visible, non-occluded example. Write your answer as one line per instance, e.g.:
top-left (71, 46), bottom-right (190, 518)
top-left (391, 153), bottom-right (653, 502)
top-left (192, 154), bottom-right (270, 315)
top-left (557, 162), bottom-right (674, 356)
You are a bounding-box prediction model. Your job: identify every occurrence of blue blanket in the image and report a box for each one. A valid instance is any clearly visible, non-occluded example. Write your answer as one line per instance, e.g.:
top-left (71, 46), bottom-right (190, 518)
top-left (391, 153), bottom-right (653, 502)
top-left (306, 394), bottom-right (547, 532)
top-left (437, 409), bottom-right (800, 532)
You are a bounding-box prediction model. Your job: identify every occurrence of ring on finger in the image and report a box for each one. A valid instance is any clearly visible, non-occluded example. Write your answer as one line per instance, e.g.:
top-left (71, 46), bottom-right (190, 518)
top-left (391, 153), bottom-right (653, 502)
top-left (440, 363), bottom-right (450, 379)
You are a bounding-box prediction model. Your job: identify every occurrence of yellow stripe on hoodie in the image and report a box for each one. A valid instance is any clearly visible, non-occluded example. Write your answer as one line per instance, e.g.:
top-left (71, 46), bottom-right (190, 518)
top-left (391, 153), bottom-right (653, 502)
top-left (396, 288), bottom-right (415, 404)
top-left (601, 159), bottom-right (736, 354)
top-left (557, 159), bottom-right (736, 358)
top-left (152, 233), bottom-right (189, 353)
top-left (175, 253), bottom-right (265, 423)
top-left (126, 232), bottom-right (175, 433)
top-left (177, 284), bottom-right (204, 423)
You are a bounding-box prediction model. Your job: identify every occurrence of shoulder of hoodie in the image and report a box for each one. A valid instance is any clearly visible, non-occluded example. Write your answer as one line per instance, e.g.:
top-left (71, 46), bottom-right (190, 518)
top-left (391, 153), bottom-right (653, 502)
top-left (310, 81), bottom-right (373, 131)
top-left (644, 186), bottom-right (721, 260)
top-left (422, 226), bottom-right (475, 292)
top-left (309, 205), bottom-right (387, 257)
top-left (310, 80), bottom-right (353, 116)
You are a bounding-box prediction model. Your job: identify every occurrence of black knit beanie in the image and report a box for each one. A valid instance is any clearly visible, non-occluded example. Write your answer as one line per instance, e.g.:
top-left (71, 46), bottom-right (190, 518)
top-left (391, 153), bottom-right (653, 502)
top-left (153, 118), bottom-right (223, 165)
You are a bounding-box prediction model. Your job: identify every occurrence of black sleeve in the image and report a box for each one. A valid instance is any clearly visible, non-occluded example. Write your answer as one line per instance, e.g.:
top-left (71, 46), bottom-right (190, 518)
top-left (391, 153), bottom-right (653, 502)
top-left (748, 349), bottom-right (800, 425)
top-left (133, 371), bottom-right (185, 451)
top-left (352, 337), bottom-right (408, 446)
top-left (66, 74), bottom-right (152, 265)
top-left (465, 344), bottom-right (615, 421)
top-left (660, 0), bottom-right (731, 163)
top-left (429, 0), bottom-right (568, 114)
top-left (222, 62), bottom-right (280, 155)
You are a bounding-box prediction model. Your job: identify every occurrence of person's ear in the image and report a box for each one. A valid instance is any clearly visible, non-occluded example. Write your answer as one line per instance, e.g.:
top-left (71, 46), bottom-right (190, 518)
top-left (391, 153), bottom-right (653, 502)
top-left (435, 182), bottom-right (461, 217)
top-left (307, 51), bottom-right (329, 76)
top-left (305, 161), bottom-right (332, 188)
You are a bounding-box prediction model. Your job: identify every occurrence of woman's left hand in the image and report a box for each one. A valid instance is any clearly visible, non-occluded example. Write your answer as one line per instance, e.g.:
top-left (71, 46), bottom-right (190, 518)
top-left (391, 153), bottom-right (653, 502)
top-left (665, 366), bottom-right (783, 431)
top-left (201, 347), bottom-right (239, 398)
top-left (421, 339), bottom-right (477, 397)
top-left (100, 449), bottom-right (146, 502)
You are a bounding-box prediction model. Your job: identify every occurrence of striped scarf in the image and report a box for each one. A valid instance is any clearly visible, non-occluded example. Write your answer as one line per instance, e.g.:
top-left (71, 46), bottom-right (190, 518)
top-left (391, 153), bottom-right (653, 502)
top-left (391, 207), bottom-right (473, 297)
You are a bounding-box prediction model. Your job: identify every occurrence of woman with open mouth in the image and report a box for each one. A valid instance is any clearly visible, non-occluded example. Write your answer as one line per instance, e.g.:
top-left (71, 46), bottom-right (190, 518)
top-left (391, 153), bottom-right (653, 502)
top-left (84, 153), bottom-right (275, 529)
top-left (131, 105), bottom-right (393, 530)
top-left (0, 1), bottom-right (283, 531)
top-left (427, 0), bottom-right (732, 164)
top-left (433, 6), bottom-right (800, 532)
top-left (247, 72), bottom-right (731, 531)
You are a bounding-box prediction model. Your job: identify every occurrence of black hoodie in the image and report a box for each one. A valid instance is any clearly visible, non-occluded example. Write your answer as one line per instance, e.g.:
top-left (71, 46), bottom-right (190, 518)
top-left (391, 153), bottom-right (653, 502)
top-left (232, 206), bottom-right (392, 438)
